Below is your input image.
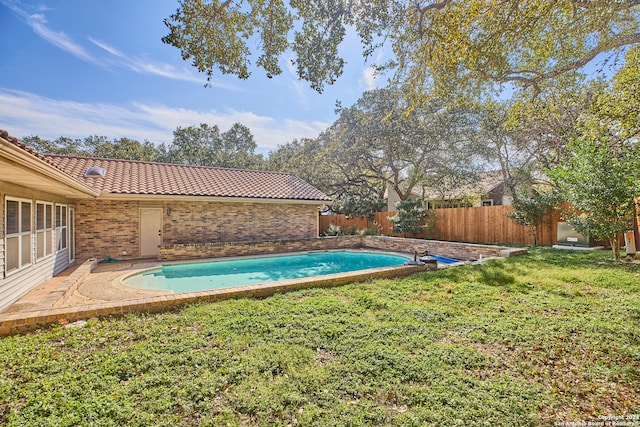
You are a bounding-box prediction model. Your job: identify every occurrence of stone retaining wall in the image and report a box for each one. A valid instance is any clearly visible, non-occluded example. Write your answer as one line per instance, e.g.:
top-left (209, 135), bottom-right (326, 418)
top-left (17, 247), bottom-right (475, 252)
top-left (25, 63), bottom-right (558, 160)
top-left (158, 236), bottom-right (362, 261)
top-left (362, 236), bottom-right (527, 260)
top-left (158, 235), bottom-right (526, 262)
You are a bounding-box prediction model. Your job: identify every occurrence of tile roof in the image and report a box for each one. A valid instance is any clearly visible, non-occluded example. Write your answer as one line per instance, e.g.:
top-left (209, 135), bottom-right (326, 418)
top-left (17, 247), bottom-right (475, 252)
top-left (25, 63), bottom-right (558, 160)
top-left (421, 170), bottom-right (507, 200)
top-left (43, 155), bottom-right (332, 201)
top-left (0, 129), bottom-right (50, 161)
top-left (392, 170), bottom-right (507, 200)
top-left (1, 130), bottom-right (330, 202)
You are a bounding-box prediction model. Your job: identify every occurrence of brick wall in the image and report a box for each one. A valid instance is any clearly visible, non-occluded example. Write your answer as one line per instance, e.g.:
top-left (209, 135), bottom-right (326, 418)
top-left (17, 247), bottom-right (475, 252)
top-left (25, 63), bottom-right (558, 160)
top-left (163, 201), bottom-right (318, 244)
top-left (75, 200), bottom-right (140, 259)
top-left (74, 199), bottom-right (321, 260)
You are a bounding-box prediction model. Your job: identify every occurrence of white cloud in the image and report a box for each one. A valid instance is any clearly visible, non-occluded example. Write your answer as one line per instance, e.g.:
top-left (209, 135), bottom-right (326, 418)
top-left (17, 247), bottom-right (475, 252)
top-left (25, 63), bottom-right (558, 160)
top-left (0, 0), bottom-right (98, 65)
top-left (28, 13), bottom-right (98, 64)
top-left (2, 1), bottom-right (235, 87)
top-left (0, 89), bottom-right (329, 151)
top-left (282, 55), bottom-right (313, 110)
top-left (88, 38), bottom-right (226, 87)
top-left (359, 46), bottom-right (388, 91)
top-left (360, 66), bottom-right (378, 91)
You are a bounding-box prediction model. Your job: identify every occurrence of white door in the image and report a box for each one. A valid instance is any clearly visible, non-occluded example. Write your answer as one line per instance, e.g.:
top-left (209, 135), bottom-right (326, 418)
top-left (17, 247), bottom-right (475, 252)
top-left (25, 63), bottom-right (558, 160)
top-left (140, 208), bottom-right (163, 257)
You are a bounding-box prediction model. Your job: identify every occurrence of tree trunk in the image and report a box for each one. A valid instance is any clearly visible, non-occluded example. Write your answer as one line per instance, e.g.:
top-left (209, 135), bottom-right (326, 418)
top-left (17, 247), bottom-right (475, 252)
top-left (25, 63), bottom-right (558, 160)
top-left (633, 208), bottom-right (640, 259)
top-left (610, 235), bottom-right (621, 262)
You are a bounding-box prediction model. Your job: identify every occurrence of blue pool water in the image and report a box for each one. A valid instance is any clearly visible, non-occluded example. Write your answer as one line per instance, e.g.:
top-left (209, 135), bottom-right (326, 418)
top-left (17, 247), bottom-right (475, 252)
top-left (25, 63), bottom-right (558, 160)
top-left (124, 251), bottom-right (411, 293)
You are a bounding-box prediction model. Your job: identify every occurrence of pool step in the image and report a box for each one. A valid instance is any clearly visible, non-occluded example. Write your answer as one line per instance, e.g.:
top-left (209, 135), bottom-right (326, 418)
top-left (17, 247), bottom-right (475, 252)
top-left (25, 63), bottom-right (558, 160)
top-left (141, 273), bottom-right (169, 290)
top-left (141, 274), bottom-right (155, 289)
top-left (154, 275), bottom-right (169, 290)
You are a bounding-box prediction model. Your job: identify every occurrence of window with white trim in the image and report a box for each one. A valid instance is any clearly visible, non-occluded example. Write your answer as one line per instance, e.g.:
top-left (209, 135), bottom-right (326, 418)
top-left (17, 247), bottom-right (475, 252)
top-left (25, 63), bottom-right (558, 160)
top-left (55, 204), bottom-right (68, 251)
top-left (5, 198), bottom-right (32, 273)
top-left (36, 202), bottom-right (53, 260)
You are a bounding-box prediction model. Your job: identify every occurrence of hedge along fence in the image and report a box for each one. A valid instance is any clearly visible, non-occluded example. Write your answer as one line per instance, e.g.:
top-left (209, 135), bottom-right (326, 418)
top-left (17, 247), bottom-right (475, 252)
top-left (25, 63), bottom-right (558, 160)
top-left (319, 205), bottom-right (564, 246)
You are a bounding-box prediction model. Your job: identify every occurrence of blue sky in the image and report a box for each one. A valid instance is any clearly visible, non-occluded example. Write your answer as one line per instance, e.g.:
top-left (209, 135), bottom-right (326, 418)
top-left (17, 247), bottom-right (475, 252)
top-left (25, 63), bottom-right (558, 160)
top-left (0, 0), bottom-right (384, 154)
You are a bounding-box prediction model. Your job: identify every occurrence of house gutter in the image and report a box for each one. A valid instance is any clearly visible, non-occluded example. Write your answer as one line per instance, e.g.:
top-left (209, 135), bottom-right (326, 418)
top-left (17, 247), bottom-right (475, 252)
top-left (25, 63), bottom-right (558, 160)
top-left (97, 193), bottom-right (331, 205)
top-left (0, 137), bottom-right (100, 198)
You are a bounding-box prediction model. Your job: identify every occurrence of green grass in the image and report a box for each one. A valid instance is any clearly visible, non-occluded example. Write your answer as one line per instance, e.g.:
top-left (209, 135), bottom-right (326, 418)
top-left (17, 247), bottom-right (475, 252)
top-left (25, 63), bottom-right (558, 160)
top-left (1, 247), bottom-right (639, 426)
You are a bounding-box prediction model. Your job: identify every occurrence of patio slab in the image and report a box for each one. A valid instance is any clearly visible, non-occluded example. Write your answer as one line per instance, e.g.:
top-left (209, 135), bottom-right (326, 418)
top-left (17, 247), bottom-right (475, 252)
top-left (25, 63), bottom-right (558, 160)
top-left (0, 268), bottom-right (78, 314)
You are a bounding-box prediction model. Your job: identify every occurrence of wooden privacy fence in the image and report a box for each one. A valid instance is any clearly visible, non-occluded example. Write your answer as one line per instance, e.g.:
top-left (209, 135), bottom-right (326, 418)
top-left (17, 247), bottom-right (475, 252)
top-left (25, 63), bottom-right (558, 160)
top-left (319, 205), bottom-right (562, 246)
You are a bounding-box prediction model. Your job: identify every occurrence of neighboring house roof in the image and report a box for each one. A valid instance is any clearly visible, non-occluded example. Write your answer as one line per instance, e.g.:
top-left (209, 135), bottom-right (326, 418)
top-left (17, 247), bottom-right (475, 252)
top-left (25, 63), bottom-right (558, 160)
top-left (44, 155), bottom-right (331, 201)
top-left (421, 171), bottom-right (506, 200)
top-left (1, 129), bottom-right (331, 202)
top-left (387, 171), bottom-right (507, 201)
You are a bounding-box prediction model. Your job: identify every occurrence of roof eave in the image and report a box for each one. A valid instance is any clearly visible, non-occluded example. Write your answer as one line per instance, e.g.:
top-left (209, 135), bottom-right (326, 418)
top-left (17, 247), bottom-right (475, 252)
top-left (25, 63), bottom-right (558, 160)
top-left (0, 137), bottom-right (100, 198)
top-left (97, 192), bottom-right (331, 204)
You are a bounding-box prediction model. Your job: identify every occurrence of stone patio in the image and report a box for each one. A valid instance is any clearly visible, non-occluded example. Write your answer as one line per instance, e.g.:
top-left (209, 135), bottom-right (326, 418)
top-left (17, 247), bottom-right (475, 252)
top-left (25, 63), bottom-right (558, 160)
top-left (1, 260), bottom-right (166, 314)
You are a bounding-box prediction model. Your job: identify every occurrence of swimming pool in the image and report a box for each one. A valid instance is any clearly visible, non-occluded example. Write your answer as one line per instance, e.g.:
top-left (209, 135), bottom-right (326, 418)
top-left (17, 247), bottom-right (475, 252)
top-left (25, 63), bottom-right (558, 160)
top-left (123, 251), bottom-right (411, 293)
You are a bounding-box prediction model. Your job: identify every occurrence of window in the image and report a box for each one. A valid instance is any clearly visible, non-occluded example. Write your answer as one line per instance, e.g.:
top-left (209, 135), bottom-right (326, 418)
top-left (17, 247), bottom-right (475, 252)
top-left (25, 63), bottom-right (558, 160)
top-left (5, 198), bottom-right (32, 273)
top-left (481, 200), bottom-right (493, 207)
top-left (56, 204), bottom-right (68, 251)
top-left (36, 202), bottom-right (53, 260)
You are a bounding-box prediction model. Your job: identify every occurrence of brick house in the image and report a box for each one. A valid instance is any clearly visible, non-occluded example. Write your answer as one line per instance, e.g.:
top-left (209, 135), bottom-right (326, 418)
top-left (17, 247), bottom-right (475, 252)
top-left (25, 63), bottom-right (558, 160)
top-left (0, 130), bottom-right (330, 310)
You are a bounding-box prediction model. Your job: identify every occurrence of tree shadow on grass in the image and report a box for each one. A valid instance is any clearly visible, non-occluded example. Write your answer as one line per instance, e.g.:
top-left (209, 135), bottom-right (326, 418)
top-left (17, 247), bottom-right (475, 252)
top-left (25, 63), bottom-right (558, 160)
top-left (474, 262), bottom-right (539, 294)
top-left (411, 257), bottom-right (528, 292)
top-left (477, 265), bottom-right (516, 287)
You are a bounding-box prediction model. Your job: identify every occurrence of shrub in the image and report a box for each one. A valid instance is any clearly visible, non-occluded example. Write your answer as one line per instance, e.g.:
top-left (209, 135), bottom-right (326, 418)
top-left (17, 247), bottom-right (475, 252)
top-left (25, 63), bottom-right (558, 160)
top-left (359, 227), bottom-right (381, 236)
top-left (507, 187), bottom-right (560, 246)
top-left (388, 198), bottom-right (429, 237)
top-left (342, 225), bottom-right (358, 235)
top-left (323, 223), bottom-right (342, 236)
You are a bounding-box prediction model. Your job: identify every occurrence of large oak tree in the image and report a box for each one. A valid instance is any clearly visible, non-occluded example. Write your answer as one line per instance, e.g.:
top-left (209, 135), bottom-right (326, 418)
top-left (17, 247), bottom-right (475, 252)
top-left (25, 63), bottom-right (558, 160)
top-left (163, 0), bottom-right (639, 100)
top-left (267, 89), bottom-right (492, 212)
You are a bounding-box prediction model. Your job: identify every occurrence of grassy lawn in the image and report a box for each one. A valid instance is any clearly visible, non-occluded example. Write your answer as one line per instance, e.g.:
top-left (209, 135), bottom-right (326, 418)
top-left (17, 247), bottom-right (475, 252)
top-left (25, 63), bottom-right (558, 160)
top-left (1, 248), bottom-right (639, 426)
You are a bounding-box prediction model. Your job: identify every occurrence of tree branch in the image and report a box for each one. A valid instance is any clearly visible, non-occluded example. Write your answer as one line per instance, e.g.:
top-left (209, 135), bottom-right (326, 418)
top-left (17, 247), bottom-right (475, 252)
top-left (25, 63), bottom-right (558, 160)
top-left (416, 0), bottom-right (451, 38)
top-left (534, 33), bottom-right (640, 82)
top-left (486, 32), bottom-right (640, 95)
top-left (194, 0), bottom-right (233, 46)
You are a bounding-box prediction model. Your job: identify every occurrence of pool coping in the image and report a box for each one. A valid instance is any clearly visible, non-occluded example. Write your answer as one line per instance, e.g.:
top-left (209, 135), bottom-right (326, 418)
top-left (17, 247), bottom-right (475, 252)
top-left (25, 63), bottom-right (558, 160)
top-left (0, 250), bottom-right (433, 336)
